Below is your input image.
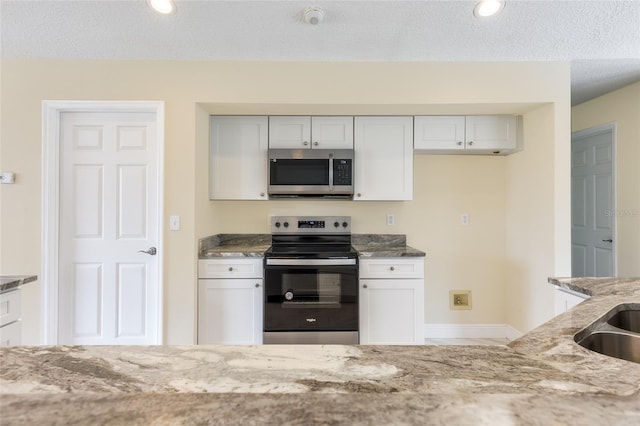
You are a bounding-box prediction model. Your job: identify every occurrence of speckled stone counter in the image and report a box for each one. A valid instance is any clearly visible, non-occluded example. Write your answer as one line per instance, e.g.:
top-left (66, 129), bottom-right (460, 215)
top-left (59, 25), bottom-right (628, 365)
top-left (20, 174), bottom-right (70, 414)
top-left (352, 234), bottom-right (425, 258)
top-left (199, 234), bottom-right (271, 258)
top-left (0, 275), bottom-right (37, 293)
top-left (2, 277), bottom-right (639, 425)
top-left (198, 233), bottom-right (425, 259)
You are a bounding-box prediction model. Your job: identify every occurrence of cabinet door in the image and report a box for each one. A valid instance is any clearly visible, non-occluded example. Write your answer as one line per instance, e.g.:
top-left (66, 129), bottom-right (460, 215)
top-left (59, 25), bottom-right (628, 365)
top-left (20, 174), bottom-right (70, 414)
top-left (209, 116), bottom-right (268, 200)
top-left (354, 116), bottom-right (413, 201)
top-left (0, 289), bottom-right (21, 327)
top-left (311, 116), bottom-right (354, 149)
top-left (414, 116), bottom-right (465, 151)
top-left (465, 115), bottom-right (517, 150)
top-left (198, 279), bottom-right (263, 345)
top-left (269, 116), bottom-right (311, 149)
top-left (0, 320), bottom-right (21, 346)
top-left (359, 279), bottom-right (424, 345)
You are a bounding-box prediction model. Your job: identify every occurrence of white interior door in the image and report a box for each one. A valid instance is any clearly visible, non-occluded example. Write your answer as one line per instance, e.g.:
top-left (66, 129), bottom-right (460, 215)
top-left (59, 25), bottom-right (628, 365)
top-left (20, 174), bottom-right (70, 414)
top-left (58, 111), bottom-right (161, 344)
top-left (571, 125), bottom-right (615, 277)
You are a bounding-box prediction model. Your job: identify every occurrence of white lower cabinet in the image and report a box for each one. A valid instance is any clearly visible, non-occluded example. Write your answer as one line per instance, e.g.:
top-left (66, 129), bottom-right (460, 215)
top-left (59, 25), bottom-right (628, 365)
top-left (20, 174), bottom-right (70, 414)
top-left (359, 258), bottom-right (425, 345)
top-left (198, 259), bottom-right (263, 345)
top-left (0, 289), bottom-right (22, 346)
top-left (554, 287), bottom-right (589, 316)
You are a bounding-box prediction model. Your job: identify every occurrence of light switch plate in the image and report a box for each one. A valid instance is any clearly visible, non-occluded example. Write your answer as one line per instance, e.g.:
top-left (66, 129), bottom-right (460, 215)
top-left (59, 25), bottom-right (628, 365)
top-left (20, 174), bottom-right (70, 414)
top-left (386, 214), bottom-right (395, 226)
top-left (0, 172), bottom-right (15, 184)
top-left (169, 215), bottom-right (180, 231)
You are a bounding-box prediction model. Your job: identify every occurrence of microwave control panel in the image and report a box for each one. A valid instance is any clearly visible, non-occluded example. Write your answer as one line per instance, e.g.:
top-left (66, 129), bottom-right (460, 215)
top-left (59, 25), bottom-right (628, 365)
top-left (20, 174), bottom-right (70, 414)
top-left (333, 159), bottom-right (352, 186)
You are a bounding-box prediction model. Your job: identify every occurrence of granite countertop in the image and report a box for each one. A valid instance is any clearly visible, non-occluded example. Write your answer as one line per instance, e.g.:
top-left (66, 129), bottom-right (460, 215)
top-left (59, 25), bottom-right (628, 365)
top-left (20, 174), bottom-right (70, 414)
top-left (351, 234), bottom-right (425, 258)
top-left (198, 234), bottom-right (272, 258)
top-left (0, 275), bottom-right (37, 293)
top-left (198, 234), bottom-right (425, 259)
top-left (2, 277), bottom-right (639, 424)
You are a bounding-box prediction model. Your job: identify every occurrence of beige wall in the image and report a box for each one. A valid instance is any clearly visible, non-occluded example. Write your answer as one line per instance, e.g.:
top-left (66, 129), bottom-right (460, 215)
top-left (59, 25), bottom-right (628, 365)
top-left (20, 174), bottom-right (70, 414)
top-left (571, 81), bottom-right (640, 277)
top-left (506, 104), bottom-right (564, 332)
top-left (1, 59), bottom-right (570, 344)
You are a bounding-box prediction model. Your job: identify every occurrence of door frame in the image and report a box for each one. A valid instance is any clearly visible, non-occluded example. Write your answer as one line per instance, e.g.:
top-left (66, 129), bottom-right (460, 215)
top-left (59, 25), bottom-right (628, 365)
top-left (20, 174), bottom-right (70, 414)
top-left (42, 100), bottom-right (165, 345)
top-left (571, 122), bottom-right (617, 276)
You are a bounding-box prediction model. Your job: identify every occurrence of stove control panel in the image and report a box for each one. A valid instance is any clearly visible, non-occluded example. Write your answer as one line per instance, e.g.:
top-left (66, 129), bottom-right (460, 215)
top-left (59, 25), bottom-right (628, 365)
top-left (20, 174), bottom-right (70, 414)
top-left (271, 216), bottom-right (351, 234)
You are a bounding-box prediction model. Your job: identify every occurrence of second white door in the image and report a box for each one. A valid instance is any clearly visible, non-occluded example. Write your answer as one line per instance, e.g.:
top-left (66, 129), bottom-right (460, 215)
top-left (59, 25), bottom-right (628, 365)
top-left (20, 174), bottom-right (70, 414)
top-left (571, 125), bottom-right (615, 277)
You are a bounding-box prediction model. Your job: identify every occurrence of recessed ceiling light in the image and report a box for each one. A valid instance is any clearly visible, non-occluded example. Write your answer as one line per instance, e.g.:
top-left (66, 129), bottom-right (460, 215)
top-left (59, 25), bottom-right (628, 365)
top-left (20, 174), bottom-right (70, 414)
top-left (474, 0), bottom-right (504, 18)
top-left (148, 0), bottom-right (176, 15)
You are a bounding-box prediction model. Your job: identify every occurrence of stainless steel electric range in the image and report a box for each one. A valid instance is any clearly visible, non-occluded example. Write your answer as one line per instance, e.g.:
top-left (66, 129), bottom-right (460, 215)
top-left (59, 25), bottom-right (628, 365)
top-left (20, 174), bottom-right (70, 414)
top-left (263, 216), bottom-right (359, 344)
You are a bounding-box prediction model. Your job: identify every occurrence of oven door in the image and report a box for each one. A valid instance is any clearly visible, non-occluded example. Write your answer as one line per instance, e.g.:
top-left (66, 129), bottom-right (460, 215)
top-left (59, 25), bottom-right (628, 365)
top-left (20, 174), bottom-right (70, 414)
top-left (264, 259), bottom-right (358, 332)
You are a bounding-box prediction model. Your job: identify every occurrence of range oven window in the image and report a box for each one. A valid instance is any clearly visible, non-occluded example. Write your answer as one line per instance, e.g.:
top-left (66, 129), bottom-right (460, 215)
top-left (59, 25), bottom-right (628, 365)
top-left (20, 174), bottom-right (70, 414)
top-left (264, 266), bottom-right (358, 332)
top-left (280, 272), bottom-right (341, 306)
top-left (269, 159), bottom-right (329, 186)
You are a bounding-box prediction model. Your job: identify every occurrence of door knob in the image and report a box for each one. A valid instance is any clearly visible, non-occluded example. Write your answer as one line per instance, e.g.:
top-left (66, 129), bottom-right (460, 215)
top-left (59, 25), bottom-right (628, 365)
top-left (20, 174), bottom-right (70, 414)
top-left (602, 239), bottom-right (613, 243)
top-left (138, 247), bottom-right (157, 255)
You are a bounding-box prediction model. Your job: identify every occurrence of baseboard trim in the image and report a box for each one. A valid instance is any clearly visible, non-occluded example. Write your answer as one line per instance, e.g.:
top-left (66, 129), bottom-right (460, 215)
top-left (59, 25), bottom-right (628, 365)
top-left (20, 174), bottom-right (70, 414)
top-left (425, 323), bottom-right (524, 340)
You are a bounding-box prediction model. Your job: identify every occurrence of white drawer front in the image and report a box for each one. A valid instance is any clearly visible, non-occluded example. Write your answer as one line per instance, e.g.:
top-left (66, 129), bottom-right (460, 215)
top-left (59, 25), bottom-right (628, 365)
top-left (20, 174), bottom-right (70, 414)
top-left (198, 259), bottom-right (263, 279)
top-left (0, 289), bottom-right (22, 327)
top-left (359, 258), bottom-right (424, 279)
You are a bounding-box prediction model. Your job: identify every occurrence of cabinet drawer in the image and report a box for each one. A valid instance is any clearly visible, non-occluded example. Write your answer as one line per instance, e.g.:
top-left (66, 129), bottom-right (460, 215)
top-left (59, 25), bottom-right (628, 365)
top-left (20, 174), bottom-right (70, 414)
top-left (0, 289), bottom-right (21, 327)
top-left (359, 258), bottom-right (424, 279)
top-left (0, 320), bottom-right (22, 346)
top-left (198, 259), bottom-right (263, 279)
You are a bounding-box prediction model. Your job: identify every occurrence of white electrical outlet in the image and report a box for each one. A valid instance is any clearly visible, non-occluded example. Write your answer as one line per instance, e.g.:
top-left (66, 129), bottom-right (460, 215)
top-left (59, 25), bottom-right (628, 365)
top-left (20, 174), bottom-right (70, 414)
top-left (169, 215), bottom-right (180, 231)
top-left (461, 213), bottom-right (469, 225)
top-left (386, 214), bottom-right (395, 226)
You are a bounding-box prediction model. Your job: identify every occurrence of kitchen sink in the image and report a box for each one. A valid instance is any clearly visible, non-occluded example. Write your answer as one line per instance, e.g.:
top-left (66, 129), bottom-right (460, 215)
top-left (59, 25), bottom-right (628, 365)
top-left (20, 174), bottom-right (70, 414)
top-left (577, 332), bottom-right (640, 364)
top-left (574, 303), bottom-right (640, 364)
top-left (607, 308), bottom-right (640, 333)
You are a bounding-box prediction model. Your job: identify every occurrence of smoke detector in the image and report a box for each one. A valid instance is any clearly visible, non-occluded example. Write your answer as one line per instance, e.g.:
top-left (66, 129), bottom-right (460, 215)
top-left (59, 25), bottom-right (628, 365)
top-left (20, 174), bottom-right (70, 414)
top-left (303, 7), bottom-right (325, 25)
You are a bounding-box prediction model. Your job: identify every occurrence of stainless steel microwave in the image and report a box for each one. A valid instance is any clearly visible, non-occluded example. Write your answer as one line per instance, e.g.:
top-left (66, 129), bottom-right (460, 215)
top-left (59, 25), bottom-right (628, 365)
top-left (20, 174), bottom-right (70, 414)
top-left (268, 149), bottom-right (354, 198)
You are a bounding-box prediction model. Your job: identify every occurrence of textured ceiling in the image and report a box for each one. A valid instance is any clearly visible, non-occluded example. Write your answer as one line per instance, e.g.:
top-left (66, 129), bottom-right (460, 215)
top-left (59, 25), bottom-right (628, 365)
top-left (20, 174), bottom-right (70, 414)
top-left (2, 0), bottom-right (639, 105)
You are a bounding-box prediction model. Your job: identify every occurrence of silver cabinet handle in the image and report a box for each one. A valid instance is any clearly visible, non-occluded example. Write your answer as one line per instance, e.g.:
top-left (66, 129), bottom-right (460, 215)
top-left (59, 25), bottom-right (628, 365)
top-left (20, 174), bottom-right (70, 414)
top-left (255, 283), bottom-right (260, 288)
top-left (228, 267), bottom-right (233, 271)
top-left (313, 141), bottom-right (319, 146)
top-left (303, 141), bottom-right (309, 146)
top-left (363, 284), bottom-right (368, 289)
top-left (468, 141), bottom-right (474, 146)
top-left (357, 193), bottom-right (362, 197)
top-left (390, 266), bottom-right (395, 271)
top-left (260, 192), bottom-right (265, 197)
top-left (457, 141), bottom-right (463, 146)
top-left (138, 247), bottom-right (157, 255)
top-left (602, 239), bottom-right (613, 243)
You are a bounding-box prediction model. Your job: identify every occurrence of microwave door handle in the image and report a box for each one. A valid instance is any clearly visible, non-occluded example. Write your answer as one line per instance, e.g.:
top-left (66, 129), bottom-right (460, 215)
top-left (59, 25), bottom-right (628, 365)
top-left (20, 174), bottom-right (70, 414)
top-left (329, 155), bottom-right (334, 191)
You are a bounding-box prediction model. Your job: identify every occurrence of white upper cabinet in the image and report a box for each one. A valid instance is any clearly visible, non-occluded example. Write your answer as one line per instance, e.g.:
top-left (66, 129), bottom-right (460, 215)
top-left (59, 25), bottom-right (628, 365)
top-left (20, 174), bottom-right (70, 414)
top-left (354, 116), bottom-right (413, 201)
top-left (414, 115), bottom-right (521, 155)
top-left (269, 116), bottom-right (353, 149)
top-left (414, 116), bottom-right (466, 151)
top-left (209, 116), bottom-right (268, 200)
top-left (465, 115), bottom-right (517, 151)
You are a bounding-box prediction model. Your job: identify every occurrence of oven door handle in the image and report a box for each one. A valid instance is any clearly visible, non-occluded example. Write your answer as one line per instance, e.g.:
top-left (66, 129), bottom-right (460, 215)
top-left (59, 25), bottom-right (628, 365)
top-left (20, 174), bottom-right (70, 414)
top-left (265, 258), bottom-right (357, 266)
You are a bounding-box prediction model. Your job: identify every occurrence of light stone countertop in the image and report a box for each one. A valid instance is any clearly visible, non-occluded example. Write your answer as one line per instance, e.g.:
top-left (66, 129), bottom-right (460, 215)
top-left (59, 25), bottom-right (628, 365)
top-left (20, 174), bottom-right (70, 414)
top-left (198, 233), bottom-right (425, 258)
top-left (1, 277), bottom-right (639, 424)
top-left (0, 275), bottom-right (37, 293)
